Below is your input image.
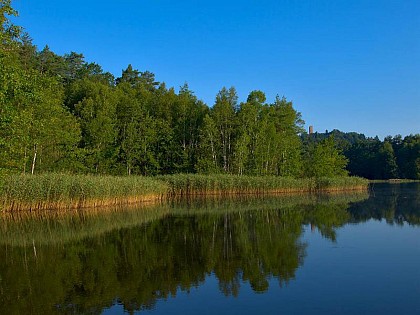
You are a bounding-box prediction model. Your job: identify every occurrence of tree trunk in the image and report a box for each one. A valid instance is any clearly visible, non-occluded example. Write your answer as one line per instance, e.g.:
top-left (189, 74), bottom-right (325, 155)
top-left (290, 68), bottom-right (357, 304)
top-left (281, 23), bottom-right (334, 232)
top-left (31, 144), bottom-right (37, 175)
top-left (23, 147), bottom-right (27, 174)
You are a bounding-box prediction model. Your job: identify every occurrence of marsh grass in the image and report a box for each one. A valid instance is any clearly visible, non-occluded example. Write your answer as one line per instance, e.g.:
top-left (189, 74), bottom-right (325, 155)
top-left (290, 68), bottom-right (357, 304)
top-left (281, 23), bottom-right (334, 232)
top-left (0, 173), bottom-right (167, 211)
top-left (313, 176), bottom-right (368, 191)
top-left (0, 173), bottom-right (368, 211)
top-left (157, 174), bottom-right (368, 196)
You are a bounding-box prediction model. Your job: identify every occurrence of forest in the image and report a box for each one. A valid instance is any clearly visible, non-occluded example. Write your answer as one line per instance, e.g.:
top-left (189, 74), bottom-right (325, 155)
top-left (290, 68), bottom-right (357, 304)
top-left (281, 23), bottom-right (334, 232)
top-left (303, 131), bottom-right (419, 179)
top-left (1, 1), bottom-right (419, 180)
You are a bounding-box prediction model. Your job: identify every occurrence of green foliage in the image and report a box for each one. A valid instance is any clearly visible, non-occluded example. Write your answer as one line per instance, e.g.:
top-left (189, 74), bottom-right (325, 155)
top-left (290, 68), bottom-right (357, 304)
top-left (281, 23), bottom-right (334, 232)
top-left (271, 96), bottom-right (304, 176)
top-left (196, 114), bottom-right (220, 173)
top-left (304, 131), bottom-right (420, 180)
top-left (211, 87), bottom-right (237, 172)
top-left (1, 1), bottom-right (411, 180)
top-left (346, 135), bottom-right (419, 180)
top-left (376, 141), bottom-right (398, 179)
top-left (392, 134), bottom-right (420, 179)
top-left (304, 136), bottom-right (348, 178)
top-left (0, 51), bottom-right (80, 173)
top-left (0, 0), bottom-right (20, 46)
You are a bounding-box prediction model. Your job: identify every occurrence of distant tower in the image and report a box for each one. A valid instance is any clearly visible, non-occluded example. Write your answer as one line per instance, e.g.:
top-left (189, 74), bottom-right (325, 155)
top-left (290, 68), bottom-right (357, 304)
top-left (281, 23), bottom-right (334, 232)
top-left (309, 125), bottom-right (314, 135)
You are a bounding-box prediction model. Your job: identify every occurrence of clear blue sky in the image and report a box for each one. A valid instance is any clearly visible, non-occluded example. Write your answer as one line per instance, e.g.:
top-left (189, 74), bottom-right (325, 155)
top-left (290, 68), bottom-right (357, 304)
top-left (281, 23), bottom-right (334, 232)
top-left (12, 0), bottom-right (420, 138)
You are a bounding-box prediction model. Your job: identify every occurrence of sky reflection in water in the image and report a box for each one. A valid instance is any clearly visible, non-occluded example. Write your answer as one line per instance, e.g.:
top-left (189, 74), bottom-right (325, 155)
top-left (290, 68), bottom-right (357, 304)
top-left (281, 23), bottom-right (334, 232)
top-left (1, 183), bottom-right (419, 314)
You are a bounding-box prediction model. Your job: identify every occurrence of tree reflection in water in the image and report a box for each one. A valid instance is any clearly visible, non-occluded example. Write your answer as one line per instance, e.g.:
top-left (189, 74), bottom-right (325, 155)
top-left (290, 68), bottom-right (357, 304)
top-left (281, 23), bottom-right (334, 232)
top-left (0, 184), bottom-right (417, 314)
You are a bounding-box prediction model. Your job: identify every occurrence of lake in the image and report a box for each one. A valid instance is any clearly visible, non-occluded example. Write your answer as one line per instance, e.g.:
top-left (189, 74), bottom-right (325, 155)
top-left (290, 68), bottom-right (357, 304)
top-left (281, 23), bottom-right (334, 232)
top-left (0, 183), bottom-right (419, 314)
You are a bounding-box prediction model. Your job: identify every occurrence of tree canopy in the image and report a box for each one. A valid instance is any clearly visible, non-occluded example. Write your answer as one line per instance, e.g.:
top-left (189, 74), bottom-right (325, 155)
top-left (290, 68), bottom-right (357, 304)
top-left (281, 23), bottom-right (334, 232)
top-left (1, 2), bottom-right (418, 179)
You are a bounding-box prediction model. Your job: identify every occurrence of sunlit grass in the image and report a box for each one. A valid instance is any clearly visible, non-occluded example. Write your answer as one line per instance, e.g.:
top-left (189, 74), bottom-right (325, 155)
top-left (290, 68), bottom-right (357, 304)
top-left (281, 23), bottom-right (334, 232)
top-left (0, 173), bottom-right (368, 211)
top-left (0, 173), bottom-right (168, 211)
top-left (157, 174), bottom-right (368, 196)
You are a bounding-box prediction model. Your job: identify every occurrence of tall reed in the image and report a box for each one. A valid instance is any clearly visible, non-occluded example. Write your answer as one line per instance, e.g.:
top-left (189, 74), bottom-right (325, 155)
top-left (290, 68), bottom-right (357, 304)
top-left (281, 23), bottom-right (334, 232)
top-left (157, 174), bottom-right (368, 196)
top-left (0, 173), bottom-right (368, 211)
top-left (0, 173), bottom-right (168, 211)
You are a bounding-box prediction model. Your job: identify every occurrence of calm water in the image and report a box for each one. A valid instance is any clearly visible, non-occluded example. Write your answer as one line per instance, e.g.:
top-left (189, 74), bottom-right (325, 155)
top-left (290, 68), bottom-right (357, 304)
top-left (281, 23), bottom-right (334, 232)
top-left (0, 183), bottom-right (419, 314)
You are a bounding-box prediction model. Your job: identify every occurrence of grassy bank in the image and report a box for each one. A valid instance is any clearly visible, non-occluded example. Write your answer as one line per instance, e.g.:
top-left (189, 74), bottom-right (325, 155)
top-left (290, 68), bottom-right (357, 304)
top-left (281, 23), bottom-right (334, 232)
top-left (157, 174), bottom-right (368, 196)
top-left (0, 173), bottom-right (368, 211)
top-left (0, 173), bottom-right (167, 211)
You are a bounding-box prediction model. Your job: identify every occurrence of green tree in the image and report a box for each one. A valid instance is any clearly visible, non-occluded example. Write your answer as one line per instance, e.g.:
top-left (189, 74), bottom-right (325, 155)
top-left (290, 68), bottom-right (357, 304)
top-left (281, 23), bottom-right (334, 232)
top-left (211, 87), bottom-right (237, 173)
top-left (0, 0), bottom-right (20, 48)
top-left (0, 16), bottom-right (80, 174)
top-left (172, 84), bottom-right (207, 173)
top-left (233, 91), bottom-right (265, 175)
top-left (254, 107), bottom-right (277, 175)
top-left (26, 76), bottom-right (81, 173)
top-left (376, 141), bottom-right (398, 179)
top-left (304, 136), bottom-right (348, 177)
top-left (18, 33), bottom-right (37, 70)
top-left (73, 78), bottom-right (118, 173)
top-left (271, 96), bottom-right (304, 177)
top-left (150, 85), bottom-right (179, 174)
top-left (398, 135), bottom-right (420, 179)
top-left (196, 114), bottom-right (220, 173)
top-left (37, 45), bottom-right (65, 76)
top-left (344, 138), bottom-right (381, 179)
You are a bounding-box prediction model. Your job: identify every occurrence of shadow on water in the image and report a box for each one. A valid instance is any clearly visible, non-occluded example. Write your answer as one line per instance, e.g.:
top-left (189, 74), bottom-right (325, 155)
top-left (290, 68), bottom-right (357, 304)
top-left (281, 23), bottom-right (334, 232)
top-left (0, 184), bottom-right (418, 314)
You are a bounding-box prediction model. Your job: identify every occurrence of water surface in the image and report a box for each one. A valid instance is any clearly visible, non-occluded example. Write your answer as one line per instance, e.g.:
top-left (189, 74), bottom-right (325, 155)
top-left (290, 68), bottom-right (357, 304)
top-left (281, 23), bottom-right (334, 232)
top-left (1, 183), bottom-right (419, 314)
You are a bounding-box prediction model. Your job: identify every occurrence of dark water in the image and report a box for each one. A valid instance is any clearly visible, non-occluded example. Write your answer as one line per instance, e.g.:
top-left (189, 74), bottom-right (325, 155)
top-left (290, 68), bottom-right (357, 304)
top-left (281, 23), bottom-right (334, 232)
top-left (0, 183), bottom-right (419, 314)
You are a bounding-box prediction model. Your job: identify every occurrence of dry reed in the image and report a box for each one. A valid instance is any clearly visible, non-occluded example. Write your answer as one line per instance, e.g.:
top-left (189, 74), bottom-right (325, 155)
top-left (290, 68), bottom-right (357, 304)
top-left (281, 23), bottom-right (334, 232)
top-left (0, 173), bottom-right (368, 212)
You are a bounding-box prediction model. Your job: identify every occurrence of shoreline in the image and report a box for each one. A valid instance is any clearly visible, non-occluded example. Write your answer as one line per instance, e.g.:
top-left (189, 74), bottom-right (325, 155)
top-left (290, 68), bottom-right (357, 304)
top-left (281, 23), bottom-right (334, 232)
top-left (0, 173), bottom-right (369, 212)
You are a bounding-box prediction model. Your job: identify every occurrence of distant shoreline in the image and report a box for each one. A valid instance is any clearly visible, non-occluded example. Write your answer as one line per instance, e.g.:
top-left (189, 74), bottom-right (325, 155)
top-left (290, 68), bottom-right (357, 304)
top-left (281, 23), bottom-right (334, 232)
top-left (369, 179), bottom-right (420, 183)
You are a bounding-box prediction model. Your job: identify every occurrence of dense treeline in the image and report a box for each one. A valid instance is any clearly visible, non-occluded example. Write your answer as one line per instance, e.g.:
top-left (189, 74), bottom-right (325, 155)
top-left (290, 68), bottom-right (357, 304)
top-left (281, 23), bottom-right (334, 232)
top-left (1, 2), bottom-right (417, 179)
top-left (0, 1), bottom-right (350, 179)
top-left (303, 130), bottom-right (420, 179)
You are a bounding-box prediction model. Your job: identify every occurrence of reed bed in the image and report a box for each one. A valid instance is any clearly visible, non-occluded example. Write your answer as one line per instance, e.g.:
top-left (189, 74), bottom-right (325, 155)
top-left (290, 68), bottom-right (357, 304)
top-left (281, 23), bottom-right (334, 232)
top-left (0, 173), bottom-right (167, 211)
top-left (313, 176), bottom-right (369, 191)
top-left (0, 173), bottom-right (368, 212)
top-left (157, 174), bottom-right (368, 196)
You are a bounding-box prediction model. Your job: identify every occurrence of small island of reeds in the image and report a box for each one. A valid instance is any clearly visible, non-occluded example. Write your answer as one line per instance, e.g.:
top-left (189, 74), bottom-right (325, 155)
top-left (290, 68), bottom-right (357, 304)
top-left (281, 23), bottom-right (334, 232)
top-left (0, 173), bottom-right (368, 212)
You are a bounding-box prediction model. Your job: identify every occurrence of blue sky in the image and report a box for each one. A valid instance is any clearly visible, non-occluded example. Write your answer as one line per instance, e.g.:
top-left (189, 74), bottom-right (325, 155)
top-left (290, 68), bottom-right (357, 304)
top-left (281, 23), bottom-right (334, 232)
top-left (12, 0), bottom-right (420, 138)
